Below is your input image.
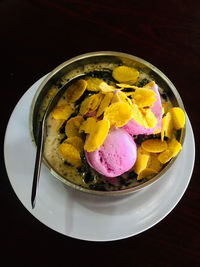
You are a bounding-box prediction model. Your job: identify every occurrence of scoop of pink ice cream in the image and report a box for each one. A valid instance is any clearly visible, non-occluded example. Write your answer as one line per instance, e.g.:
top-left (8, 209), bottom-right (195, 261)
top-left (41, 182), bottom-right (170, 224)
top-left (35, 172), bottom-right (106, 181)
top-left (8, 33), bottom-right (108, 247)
top-left (85, 128), bottom-right (137, 177)
top-left (123, 83), bottom-right (162, 136)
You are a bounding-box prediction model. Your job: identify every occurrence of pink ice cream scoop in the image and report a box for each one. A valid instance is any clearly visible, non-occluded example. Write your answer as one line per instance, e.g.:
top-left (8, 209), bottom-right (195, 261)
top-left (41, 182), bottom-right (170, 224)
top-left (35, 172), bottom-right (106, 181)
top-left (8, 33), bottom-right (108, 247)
top-left (123, 83), bottom-right (162, 136)
top-left (85, 128), bottom-right (137, 177)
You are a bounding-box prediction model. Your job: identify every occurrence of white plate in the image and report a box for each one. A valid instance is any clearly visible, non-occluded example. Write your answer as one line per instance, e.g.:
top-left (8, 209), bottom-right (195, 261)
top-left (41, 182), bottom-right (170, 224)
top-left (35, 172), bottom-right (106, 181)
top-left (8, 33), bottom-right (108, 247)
top-left (4, 76), bottom-right (195, 241)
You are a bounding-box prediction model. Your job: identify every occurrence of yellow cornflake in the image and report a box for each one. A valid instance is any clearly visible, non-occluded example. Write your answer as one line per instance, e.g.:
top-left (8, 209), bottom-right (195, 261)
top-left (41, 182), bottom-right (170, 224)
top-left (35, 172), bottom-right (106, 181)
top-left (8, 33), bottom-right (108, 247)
top-left (65, 115), bottom-right (84, 137)
top-left (58, 142), bottom-right (81, 167)
top-left (131, 104), bottom-right (148, 128)
top-left (131, 88), bottom-right (156, 108)
top-left (99, 82), bottom-right (116, 92)
top-left (79, 93), bottom-right (103, 115)
top-left (79, 117), bottom-right (97, 134)
top-left (158, 138), bottom-right (182, 164)
top-left (131, 105), bottom-right (157, 129)
top-left (111, 91), bottom-right (132, 106)
top-left (117, 91), bottom-right (128, 101)
top-left (118, 91), bottom-right (133, 105)
top-left (169, 107), bottom-right (185, 130)
top-left (116, 83), bottom-right (138, 89)
top-left (64, 79), bottom-right (87, 102)
top-left (111, 92), bottom-right (121, 104)
top-left (86, 78), bottom-right (115, 93)
top-left (169, 139), bottom-right (182, 157)
top-left (112, 66), bottom-right (139, 84)
top-left (153, 127), bottom-right (161, 134)
top-left (161, 116), bottom-right (166, 141)
top-left (144, 109), bottom-right (158, 128)
top-left (116, 81), bottom-right (155, 91)
top-left (161, 112), bottom-right (173, 141)
top-left (51, 104), bottom-right (74, 120)
top-left (104, 102), bottom-right (133, 127)
top-left (124, 92), bottom-right (135, 98)
top-left (86, 77), bottom-right (103, 91)
top-left (162, 102), bottom-right (171, 115)
top-left (84, 119), bottom-right (110, 152)
top-left (165, 114), bottom-right (174, 139)
top-left (96, 93), bottom-right (113, 117)
top-left (147, 153), bottom-right (163, 172)
top-left (141, 139), bottom-right (168, 153)
top-left (63, 136), bottom-right (84, 154)
top-left (133, 147), bottom-right (150, 175)
top-left (137, 168), bottom-right (158, 180)
top-left (161, 106), bottom-right (165, 116)
top-left (56, 119), bottom-right (65, 132)
top-left (143, 81), bottom-right (156, 89)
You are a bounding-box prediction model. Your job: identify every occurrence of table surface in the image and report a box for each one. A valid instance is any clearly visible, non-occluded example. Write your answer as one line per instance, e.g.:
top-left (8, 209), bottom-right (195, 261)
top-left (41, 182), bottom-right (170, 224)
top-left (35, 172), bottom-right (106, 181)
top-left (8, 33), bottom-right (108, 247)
top-left (1, 0), bottom-right (199, 266)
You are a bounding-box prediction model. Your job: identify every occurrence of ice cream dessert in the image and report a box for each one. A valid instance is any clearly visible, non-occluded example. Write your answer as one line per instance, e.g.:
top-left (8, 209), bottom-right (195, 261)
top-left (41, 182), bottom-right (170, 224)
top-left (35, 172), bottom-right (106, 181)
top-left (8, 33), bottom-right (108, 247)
top-left (86, 128), bottom-right (137, 177)
top-left (43, 65), bottom-right (185, 191)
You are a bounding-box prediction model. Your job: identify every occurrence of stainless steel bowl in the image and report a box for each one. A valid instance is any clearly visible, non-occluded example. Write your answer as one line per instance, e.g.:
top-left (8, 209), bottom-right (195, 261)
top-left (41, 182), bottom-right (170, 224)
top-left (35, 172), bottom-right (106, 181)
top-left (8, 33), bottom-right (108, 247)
top-left (29, 51), bottom-right (185, 195)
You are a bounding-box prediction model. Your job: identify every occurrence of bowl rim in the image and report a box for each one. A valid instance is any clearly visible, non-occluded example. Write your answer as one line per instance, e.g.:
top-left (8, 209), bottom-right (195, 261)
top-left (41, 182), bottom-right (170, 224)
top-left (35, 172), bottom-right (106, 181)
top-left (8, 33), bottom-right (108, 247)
top-left (29, 51), bottom-right (186, 196)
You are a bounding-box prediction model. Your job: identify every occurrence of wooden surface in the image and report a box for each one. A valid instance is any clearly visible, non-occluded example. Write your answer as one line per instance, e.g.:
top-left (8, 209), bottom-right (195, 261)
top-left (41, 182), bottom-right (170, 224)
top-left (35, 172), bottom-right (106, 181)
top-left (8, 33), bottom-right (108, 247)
top-left (1, 0), bottom-right (199, 266)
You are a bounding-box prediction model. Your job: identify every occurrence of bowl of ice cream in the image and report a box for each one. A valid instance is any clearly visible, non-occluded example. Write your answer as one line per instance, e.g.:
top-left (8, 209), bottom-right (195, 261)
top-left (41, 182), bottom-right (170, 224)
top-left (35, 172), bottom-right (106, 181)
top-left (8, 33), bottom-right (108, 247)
top-left (29, 51), bottom-right (185, 195)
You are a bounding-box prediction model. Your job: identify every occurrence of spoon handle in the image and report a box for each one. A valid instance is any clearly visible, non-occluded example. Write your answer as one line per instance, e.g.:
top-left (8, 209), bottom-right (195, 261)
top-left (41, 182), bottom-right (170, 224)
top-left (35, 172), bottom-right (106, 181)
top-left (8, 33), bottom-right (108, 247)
top-left (31, 75), bottom-right (85, 208)
top-left (31, 119), bottom-right (45, 208)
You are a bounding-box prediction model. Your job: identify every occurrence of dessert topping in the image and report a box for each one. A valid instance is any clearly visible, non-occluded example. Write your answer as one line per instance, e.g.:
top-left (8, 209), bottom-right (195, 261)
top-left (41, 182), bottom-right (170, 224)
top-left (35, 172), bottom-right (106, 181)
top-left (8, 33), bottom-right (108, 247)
top-left (112, 65), bottom-right (139, 84)
top-left (141, 139), bottom-right (168, 153)
top-left (51, 104), bottom-right (74, 120)
top-left (65, 115), bottom-right (84, 137)
top-left (64, 79), bottom-right (87, 102)
top-left (58, 142), bottom-right (81, 167)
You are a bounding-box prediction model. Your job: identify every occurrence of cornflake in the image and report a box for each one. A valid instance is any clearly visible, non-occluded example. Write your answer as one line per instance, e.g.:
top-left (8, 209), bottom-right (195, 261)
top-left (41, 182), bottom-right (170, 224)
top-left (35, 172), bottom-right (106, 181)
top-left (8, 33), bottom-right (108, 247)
top-left (137, 168), bottom-right (158, 181)
top-left (169, 107), bottom-right (185, 130)
top-left (116, 83), bottom-right (138, 89)
top-left (161, 111), bottom-right (173, 141)
top-left (86, 77), bottom-right (103, 91)
top-left (111, 91), bottom-right (132, 106)
top-left (131, 88), bottom-right (156, 108)
top-left (112, 66), bottom-right (139, 84)
top-left (63, 137), bottom-right (84, 154)
top-left (158, 138), bottom-right (182, 164)
top-left (99, 82), bottom-right (116, 92)
top-left (84, 119), bottom-right (110, 152)
top-left (58, 142), bottom-right (81, 167)
top-left (104, 102), bottom-right (133, 127)
top-left (131, 104), bottom-right (157, 128)
top-left (56, 119), bottom-right (65, 132)
top-left (147, 153), bottom-right (163, 172)
top-left (141, 139), bottom-right (168, 153)
top-left (64, 79), bottom-right (87, 102)
top-left (96, 93), bottom-right (113, 117)
top-left (51, 104), bottom-right (74, 120)
top-left (145, 109), bottom-right (158, 128)
top-left (162, 102), bottom-right (171, 114)
top-left (133, 147), bottom-right (150, 175)
top-left (65, 115), bottom-right (84, 137)
top-left (79, 117), bottom-right (97, 134)
top-left (79, 93), bottom-right (103, 115)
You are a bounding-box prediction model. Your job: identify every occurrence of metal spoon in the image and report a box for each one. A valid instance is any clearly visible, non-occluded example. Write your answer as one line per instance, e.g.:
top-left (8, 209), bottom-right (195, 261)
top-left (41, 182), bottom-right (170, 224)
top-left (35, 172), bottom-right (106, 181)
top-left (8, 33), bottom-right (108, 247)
top-left (31, 75), bottom-right (84, 208)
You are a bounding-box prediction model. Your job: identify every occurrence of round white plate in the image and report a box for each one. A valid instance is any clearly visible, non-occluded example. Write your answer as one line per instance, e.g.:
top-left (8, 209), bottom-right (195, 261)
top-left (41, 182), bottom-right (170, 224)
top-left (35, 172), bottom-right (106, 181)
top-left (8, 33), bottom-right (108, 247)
top-left (4, 76), bottom-right (195, 242)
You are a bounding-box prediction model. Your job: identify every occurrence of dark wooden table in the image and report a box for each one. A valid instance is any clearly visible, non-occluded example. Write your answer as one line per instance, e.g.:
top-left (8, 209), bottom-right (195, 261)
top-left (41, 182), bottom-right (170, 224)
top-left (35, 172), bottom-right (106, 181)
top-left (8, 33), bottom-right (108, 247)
top-left (1, 0), bottom-right (199, 266)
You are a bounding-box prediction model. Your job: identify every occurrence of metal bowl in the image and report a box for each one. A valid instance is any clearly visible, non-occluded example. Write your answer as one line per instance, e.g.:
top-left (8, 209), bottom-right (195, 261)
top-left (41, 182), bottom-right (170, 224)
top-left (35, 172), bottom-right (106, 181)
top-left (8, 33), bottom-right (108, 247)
top-left (29, 51), bottom-right (185, 196)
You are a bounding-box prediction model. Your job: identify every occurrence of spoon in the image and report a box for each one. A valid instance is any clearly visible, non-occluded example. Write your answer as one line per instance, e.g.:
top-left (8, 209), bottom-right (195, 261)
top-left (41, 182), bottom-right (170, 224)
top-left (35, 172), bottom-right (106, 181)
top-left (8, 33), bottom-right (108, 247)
top-left (31, 75), bottom-right (85, 208)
